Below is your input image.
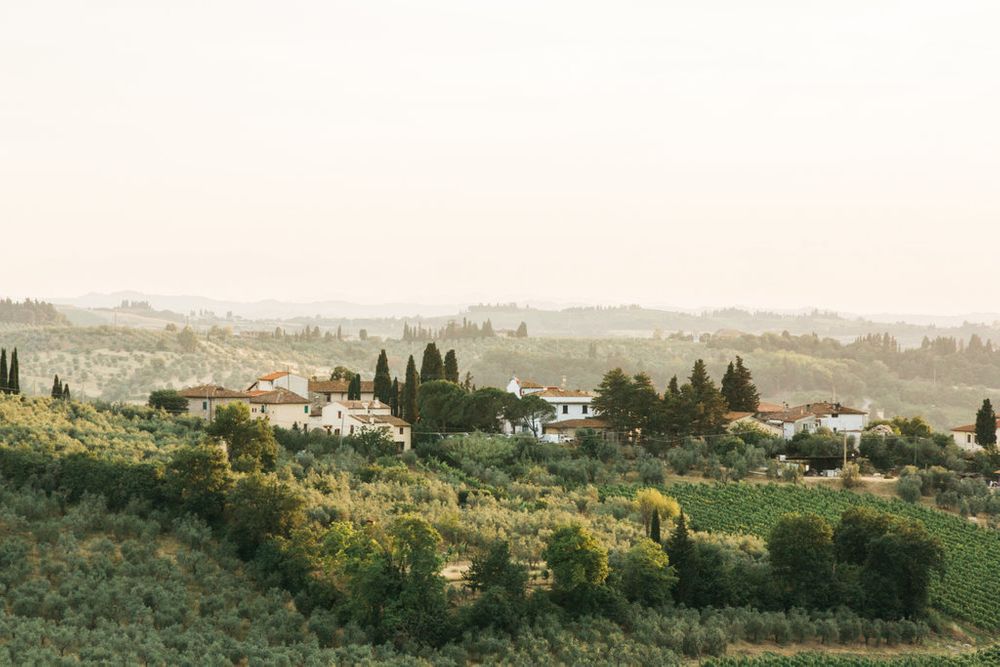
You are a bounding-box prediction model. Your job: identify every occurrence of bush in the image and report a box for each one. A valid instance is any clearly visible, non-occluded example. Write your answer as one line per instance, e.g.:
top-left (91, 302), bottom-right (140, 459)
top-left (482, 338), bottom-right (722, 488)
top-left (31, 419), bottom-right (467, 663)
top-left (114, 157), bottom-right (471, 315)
top-left (897, 477), bottom-right (922, 503)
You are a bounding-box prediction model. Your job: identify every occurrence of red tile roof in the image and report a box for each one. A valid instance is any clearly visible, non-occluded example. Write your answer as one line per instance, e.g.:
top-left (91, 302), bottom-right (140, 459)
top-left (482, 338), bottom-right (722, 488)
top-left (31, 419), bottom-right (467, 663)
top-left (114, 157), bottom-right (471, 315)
top-left (952, 419), bottom-right (1000, 433)
top-left (543, 418), bottom-right (609, 431)
top-left (534, 388), bottom-right (593, 399)
top-left (258, 371), bottom-right (290, 381)
top-left (179, 385), bottom-right (249, 399)
top-left (249, 388), bottom-right (309, 404)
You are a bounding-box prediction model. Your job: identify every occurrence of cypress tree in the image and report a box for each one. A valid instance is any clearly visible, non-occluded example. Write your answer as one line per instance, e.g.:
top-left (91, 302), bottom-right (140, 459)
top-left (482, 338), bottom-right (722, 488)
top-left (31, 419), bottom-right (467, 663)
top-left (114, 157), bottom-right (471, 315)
top-left (51, 374), bottom-right (62, 399)
top-left (62, 384), bottom-right (70, 400)
top-left (0, 348), bottom-right (7, 394)
top-left (515, 321), bottom-right (528, 338)
top-left (666, 511), bottom-right (698, 605)
top-left (443, 349), bottom-right (459, 384)
top-left (667, 375), bottom-right (680, 396)
top-left (482, 319), bottom-right (495, 337)
top-left (374, 349), bottom-right (393, 403)
top-left (420, 343), bottom-right (444, 383)
top-left (976, 399), bottom-right (997, 449)
top-left (721, 361), bottom-right (738, 409)
top-left (402, 355), bottom-right (419, 423)
top-left (348, 374), bottom-right (361, 401)
top-left (649, 508), bottom-right (661, 544)
top-left (8, 349), bottom-right (18, 395)
top-left (390, 377), bottom-right (400, 417)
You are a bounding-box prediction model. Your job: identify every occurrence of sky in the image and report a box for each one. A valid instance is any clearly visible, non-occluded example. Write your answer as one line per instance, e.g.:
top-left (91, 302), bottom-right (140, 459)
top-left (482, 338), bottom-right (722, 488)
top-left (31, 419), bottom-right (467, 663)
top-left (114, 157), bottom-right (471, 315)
top-left (1, 1), bottom-right (998, 314)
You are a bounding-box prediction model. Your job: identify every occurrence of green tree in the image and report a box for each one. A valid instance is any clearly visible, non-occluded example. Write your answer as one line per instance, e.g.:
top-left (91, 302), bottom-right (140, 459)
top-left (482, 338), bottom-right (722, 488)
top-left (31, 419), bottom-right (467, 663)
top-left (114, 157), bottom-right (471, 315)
top-left (677, 359), bottom-right (728, 435)
top-left (390, 377), bottom-right (400, 417)
top-left (443, 349), bottom-right (459, 384)
top-left (975, 398), bottom-right (997, 449)
top-left (166, 445), bottom-right (233, 523)
top-left (177, 326), bottom-right (199, 352)
top-left (348, 374), bottom-right (361, 401)
top-left (207, 402), bottom-right (278, 472)
top-left (593, 368), bottom-right (634, 435)
top-left (462, 387), bottom-right (516, 432)
top-left (768, 513), bottom-right (835, 608)
top-left (515, 321), bottom-right (528, 338)
top-left (466, 541), bottom-right (529, 633)
top-left (401, 356), bottom-right (419, 423)
top-left (225, 473), bottom-right (306, 556)
top-left (61, 384), bottom-right (70, 400)
top-left (420, 343), bottom-right (444, 383)
top-left (721, 356), bottom-right (761, 412)
top-left (505, 393), bottom-right (556, 437)
top-left (148, 389), bottom-right (189, 414)
top-left (50, 375), bottom-right (62, 399)
top-left (7, 348), bottom-right (18, 394)
top-left (374, 350), bottom-right (393, 404)
top-left (543, 524), bottom-right (609, 594)
top-left (0, 348), bottom-right (7, 393)
top-left (417, 380), bottom-right (468, 431)
top-left (617, 538), bottom-right (676, 607)
top-left (649, 508), bottom-right (661, 543)
top-left (860, 519), bottom-right (944, 619)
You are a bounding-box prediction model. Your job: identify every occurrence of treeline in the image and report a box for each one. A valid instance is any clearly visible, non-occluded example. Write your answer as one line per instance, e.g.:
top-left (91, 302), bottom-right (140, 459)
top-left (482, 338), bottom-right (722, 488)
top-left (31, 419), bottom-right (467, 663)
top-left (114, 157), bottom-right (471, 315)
top-left (0, 298), bottom-right (68, 325)
top-left (710, 330), bottom-right (1000, 387)
top-left (403, 318), bottom-right (498, 341)
top-left (593, 357), bottom-right (759, 443)
top-left (0, 346), bottom-right (21, 394)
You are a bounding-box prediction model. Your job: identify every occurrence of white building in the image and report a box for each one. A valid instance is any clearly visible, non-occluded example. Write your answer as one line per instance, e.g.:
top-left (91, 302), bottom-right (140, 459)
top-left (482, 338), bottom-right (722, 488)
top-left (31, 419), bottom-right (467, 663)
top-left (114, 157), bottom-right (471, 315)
top-left (247, 371), bottom-right (309, 399)
top-left (309, 399), bottom-right (411, 451)
top-left (505, 376), bottom-right (597, 435)
top-left (763, 402), bottom-right (869, 441)
top-left (249, 387), bottom-right (312, 429)
top-left (950, 419), bottom-right (1000, 451)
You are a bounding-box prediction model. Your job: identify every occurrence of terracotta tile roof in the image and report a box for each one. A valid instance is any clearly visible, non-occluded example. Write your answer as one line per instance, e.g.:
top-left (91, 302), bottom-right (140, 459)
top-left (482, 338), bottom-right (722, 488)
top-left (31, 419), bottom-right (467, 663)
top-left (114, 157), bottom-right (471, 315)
top-left (249, 388), bottom-right (309, 404)
top-left (770, 402), bottom-right (867, 423)
top-left (952, 420), bottom-right (1000, 433)
top-left (756, 401), bottom-right (786, 414)
top-left (179, 385), bottom-right (250, 399)
top-left (372, 415), bottom-right (410, 427)
top-left (308, 379), bottom-right (374, 393)
top-left (258, 371), bottom-right (290, 381)
top-left (543, 418), bottom-right (609, 430)
top-left (534, 388), bottom-right (593, 399)
top-left (724, 411), bottom-right (755, 422)
top-left (520, 380), bottom-right (545, 389)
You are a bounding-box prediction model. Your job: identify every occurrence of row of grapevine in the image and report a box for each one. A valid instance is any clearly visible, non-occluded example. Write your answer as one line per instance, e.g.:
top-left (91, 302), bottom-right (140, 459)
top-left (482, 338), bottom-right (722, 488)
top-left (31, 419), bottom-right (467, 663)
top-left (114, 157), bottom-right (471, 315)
top-left (704, 646), bottom-right (1000, 665)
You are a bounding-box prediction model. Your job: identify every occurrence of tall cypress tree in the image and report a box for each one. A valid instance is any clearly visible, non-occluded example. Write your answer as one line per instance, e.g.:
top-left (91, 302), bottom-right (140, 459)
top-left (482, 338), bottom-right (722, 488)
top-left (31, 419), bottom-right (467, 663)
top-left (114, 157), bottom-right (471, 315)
top-left (8, 348), bottom-right (18, 395)
top-left (374, 349), bottom-right (393, 403)
top-left (975, 398), bottom-right (997, 449)
top-left (732, 356), bottom-right (760, 411)
top-left (720, 361), bottom-right (738, 410)
top-left (51, 374), bottom-right (62, 399)
top-left (0, 348), bottom-right (7, 394)
top-left (390, 377), bottom-right (400, 417)
top-left (666, 511), bottom-right (698, 605)
top-left (402, 355), bottom-right (419, 423)
top-left (348, 374), bottom-right (361, 401)
top-left (420, 343), bottom-right (444, 383)
top-left (649, 508), bottom-right (661, 544)
top-left (681, 359), bottom-right (728, 435)
top-left (62, 384), bottom-right (71, 401)
top-left (443, 349), bottom-right (459, 384)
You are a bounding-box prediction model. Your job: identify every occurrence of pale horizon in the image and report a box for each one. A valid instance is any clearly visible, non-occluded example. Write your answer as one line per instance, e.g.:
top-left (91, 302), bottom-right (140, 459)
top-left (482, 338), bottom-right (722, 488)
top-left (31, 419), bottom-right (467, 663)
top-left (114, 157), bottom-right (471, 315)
top-left (3, 1), bottom-right (998, 314)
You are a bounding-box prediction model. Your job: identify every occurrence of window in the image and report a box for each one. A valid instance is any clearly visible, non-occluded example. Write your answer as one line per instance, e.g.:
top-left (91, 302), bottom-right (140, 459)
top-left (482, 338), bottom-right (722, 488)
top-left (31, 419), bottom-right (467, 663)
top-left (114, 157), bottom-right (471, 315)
top-left (582, 404), bottom-right (588, 415)
top-left (202, 401), bottom-right (208, 410)
top-left (399, 427), bottom-right (404, 435)
top-left (969, 434), bottom-right (973, 444)
top-left (562, 405), bottom-right (568, 414)
top-left (304, 405), bottom-right (309, 413)
top-left (334, 428), bottom-right (340, 436)
top-left (337, 411), bottom-right (342, 419)
top-left (349, 425), bottom-right (355, 435)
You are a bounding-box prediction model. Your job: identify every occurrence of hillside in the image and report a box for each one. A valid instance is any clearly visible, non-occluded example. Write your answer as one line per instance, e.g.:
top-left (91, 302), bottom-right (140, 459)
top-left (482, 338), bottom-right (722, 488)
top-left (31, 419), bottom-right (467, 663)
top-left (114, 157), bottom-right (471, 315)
top-left (0, 394), bottom-right (997, 664)
top-left (4, 324), bottom-right (1000, 429)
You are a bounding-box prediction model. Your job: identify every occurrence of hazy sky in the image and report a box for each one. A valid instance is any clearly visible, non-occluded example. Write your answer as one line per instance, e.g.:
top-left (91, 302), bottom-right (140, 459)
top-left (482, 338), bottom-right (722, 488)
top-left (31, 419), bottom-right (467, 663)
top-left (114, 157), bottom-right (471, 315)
top-left (2, 1), bottom-right (998, 313)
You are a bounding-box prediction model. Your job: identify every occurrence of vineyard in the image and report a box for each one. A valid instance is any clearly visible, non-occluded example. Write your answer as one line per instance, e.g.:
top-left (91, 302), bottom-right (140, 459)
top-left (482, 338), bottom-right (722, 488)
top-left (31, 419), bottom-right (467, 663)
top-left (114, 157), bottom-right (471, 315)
top-left (602, 482), bottom-right (1000, 631)
top-left (704, 646), bottom-right (1000, 666)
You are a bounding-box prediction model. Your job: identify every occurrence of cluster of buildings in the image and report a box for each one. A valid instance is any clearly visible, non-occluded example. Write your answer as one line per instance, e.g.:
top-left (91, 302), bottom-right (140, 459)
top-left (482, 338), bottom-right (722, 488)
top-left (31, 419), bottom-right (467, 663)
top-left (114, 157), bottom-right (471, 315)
top-left (179, 368), bottom-right (879, 452)
top-left (949, 419), bottom-right (1000, 452)
top-left (180, 371), bottom-right (411, 451)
